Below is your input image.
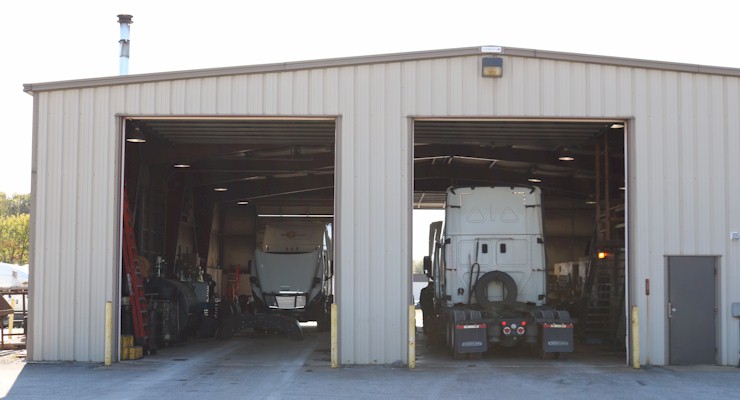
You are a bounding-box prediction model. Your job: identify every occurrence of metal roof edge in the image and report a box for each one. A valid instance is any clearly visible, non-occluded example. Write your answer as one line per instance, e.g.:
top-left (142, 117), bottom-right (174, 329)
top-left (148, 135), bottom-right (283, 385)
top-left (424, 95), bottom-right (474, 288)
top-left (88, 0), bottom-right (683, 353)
top-left (23, 46), bottom-right (482, 94)
top-left (503, 47), bottom-right (740, 75)
top-left (23, 45), bottom-right (740, 94)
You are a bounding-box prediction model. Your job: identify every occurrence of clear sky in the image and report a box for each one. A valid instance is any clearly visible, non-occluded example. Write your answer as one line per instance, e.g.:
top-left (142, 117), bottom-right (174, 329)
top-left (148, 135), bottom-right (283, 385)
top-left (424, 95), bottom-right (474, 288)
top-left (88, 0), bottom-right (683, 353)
top-left (2, 1), bottom-right (739, 196)
top-left (1, 0), bottom-right (737, 256)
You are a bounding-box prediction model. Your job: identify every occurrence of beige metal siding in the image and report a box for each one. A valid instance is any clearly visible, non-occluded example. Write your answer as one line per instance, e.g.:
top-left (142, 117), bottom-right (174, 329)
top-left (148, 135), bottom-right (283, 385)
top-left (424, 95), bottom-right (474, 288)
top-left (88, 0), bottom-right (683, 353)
top-left (627, 70), bottom-right (740, 365)
top-left (29, 51), bottom-right (740, 365)
top-left (724, 77), bottom-right (740, 361)
top-left (31, 87), bottom-right (121, 361)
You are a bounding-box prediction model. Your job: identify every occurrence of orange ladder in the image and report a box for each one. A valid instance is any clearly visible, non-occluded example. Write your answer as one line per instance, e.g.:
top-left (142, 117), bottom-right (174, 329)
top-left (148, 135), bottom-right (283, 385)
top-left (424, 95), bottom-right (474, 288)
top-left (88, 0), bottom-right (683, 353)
top-left (122, 186), bottom-right (150, 348)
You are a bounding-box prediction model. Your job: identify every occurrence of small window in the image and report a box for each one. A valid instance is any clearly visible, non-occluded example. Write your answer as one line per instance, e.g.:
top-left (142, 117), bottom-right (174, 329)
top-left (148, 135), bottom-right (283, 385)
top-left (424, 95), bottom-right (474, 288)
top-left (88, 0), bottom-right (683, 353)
top-left (481, 244), bottom-right (488, 254)
top-left (500, 243), bottom-right (507, 253)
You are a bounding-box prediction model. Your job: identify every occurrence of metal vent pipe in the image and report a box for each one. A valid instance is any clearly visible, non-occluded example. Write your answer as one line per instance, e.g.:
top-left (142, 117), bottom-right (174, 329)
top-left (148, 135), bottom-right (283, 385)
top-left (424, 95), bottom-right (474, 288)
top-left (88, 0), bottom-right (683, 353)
top-left (117, 14), bottom-right (133, 75)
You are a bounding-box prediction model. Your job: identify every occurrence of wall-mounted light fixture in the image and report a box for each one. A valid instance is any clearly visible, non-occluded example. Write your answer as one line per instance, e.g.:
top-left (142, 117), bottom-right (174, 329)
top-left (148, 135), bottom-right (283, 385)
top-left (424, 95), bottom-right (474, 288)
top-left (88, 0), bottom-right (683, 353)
top-left (585, 194), bottom-right (597, 205)
top-left (482, 57), bottom-right (504, 78)
top-left (214, 187), bottom-right (228, 192)
top-left (173, 164), bottom-right (190, 168)
top-left (610, 123), bottom-right (625, 129)
top-left (237, 201), bottom-right (249, 205)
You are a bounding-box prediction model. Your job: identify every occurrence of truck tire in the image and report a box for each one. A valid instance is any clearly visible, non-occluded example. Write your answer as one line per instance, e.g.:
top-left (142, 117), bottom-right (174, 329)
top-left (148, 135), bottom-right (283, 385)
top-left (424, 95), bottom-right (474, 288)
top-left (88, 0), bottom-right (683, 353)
top-left (474, 271), bottom-right (518, 306)
top-left (449, 310), bottom-right (467, 360)
top-left (316, 310), bottom-right (330, 332)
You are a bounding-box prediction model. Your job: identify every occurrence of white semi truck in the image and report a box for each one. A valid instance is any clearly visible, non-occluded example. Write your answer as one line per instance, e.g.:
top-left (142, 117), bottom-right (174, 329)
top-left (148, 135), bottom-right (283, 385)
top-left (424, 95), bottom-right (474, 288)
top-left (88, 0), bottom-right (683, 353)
top-left (251, 221), bottom-right (333, 330)
top-left (420, 186), bottom-right (574, 359)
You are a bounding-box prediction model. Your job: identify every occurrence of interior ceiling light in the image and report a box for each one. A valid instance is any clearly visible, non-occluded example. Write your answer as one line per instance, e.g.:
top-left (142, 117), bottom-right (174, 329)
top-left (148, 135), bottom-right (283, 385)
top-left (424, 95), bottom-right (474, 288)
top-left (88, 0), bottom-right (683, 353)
top-left (610, 123), bottom-right (625, 129)
top-left (527, 167), bottom-right (541, 183)
top-left (585, 194), bottom-right (597, 205)
top-left (173, 164), bottom-right (190, 168)
top-left (558, 148), bottom-right (575, 161)
top-left (237, 201), bottom-right (249, 205)
top-left (126, 126), bottom-right (146, 143)
top-left (214, 187), bottom-right (228, 192)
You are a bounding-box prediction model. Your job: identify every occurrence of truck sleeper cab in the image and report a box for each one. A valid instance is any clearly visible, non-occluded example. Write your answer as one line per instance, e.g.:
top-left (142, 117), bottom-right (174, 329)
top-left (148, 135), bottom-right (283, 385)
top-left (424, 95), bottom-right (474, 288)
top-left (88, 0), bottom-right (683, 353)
top-left (422, 186), bottom-right (573, 359)
top-left (251, 221), bottom-right (333, 330)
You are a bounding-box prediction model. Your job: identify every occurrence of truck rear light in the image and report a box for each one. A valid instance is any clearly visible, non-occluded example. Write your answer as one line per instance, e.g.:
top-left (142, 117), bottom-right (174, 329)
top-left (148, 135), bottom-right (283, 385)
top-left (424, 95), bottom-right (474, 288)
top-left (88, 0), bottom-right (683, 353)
top-left (521, 321), bottom-right (527, 326)
top-left (516, 327), bottom-right (525, 335)
top-left (502, 326), bottom-right (512, 335)
top-left (501, 321), bottom-right (507, 326)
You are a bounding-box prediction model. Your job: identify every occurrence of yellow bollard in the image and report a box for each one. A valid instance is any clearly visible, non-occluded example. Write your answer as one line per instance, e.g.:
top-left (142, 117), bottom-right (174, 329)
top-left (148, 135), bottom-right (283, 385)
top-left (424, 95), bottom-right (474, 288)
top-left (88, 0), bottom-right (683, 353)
top-left (631, 305), bottom-right (640, 369)
top-left (330, 303), bottom-right (338, 368)
top-left (7, 299), bottom-right (14, 336)
top-left (408, 304), bottom-right (416, 369)
top-left (105, 301), bottom-right (113, 366)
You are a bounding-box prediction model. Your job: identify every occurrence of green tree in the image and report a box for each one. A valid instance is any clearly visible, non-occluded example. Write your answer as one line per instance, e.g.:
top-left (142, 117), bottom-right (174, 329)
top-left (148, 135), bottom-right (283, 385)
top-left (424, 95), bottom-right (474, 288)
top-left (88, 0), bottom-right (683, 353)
top-left (0, 213), bottom-right (30, 264)
top-left (0, 192), bottom-right (31, 265)
top-left (0, 192), bottom-right (31, 216)
top-left (0, 192), bottom-right (7, 216)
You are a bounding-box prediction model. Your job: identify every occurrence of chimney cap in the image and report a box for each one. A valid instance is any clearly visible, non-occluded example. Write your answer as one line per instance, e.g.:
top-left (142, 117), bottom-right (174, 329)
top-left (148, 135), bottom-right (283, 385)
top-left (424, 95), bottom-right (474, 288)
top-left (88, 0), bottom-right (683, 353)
top-left (117, 14), bottom-right (133, 24)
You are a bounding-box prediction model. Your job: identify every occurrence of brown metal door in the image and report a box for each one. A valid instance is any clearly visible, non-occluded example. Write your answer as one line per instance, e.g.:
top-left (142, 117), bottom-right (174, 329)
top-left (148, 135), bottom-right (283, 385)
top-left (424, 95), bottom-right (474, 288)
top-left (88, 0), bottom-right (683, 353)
top-left (667, 256), bottom-right (716, 365)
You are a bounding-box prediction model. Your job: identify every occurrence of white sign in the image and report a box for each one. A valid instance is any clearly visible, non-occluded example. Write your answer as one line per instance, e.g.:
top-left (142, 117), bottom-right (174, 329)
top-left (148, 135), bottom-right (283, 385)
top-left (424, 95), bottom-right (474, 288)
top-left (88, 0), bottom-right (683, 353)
top-left (481, 46), bottom-right (503, 53)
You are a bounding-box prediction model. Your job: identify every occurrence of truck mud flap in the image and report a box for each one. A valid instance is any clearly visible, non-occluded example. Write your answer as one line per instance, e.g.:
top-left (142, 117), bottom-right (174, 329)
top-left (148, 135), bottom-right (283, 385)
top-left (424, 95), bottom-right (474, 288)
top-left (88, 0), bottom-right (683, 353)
top-left (452, 310), bottom-right (488, 354)
top-left (541, 323), bottom-right (574, 353)
top-left (537, 310), bottom-right (574, 354)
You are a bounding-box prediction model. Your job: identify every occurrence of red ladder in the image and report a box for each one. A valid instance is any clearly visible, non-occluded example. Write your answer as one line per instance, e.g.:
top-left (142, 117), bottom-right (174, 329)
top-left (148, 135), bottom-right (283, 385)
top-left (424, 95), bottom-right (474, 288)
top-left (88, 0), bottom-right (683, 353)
top-left (225, 264), bottom-right (240, 302)
top-left (122, 186), bottom-right (150, 348)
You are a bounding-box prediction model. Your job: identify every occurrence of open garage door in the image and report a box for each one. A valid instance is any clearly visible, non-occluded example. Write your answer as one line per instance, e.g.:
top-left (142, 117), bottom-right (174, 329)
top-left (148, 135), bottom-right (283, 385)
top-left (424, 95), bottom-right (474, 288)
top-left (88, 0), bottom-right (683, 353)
top-left (119, 117), bottom-right (336, 362)
top-left (412, 118), bottom-right (627, 365)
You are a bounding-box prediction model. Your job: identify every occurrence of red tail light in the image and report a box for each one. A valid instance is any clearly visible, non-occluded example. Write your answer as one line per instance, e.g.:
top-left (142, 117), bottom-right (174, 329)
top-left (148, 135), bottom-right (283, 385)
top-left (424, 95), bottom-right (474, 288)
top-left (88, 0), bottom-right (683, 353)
top-left (521, 321), bottom-right (527, 326)
top-left (501, 321), bottom-right (507, 326)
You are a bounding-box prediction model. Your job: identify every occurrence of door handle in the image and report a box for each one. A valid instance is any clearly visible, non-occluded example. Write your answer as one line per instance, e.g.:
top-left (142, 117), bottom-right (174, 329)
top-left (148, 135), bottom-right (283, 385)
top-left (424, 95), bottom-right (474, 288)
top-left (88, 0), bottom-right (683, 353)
top-left (668, 302), bottom-right (676, 318)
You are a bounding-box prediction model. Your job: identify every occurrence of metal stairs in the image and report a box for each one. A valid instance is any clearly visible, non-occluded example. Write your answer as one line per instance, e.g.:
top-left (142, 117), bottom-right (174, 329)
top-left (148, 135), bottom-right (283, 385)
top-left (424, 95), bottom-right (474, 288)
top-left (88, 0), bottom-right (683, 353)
top-left (580, 241), bottom-right (625, 345)
top-left (578, 132), bottom-right (626, 346)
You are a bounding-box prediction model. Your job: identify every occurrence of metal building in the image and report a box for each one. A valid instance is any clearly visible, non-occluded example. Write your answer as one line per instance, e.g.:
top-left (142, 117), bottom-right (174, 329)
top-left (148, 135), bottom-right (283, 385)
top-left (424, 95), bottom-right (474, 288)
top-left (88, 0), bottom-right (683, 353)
top-left (23, 45), bottom-right (740, 366)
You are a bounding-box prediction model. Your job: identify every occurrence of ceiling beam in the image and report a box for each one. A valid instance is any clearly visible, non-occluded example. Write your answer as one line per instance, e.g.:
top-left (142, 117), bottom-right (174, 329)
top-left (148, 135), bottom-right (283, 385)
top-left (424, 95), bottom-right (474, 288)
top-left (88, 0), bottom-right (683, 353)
top-left (197, 173), bottom-right (335, 204)
top-left (414, 143), bottom-right (597, 171)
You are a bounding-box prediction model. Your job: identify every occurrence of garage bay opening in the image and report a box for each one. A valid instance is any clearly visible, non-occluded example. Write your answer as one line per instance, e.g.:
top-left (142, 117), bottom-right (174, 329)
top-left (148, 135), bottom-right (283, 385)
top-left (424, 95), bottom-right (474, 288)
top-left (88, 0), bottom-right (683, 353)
top-left (413, 118), bottom-right (626, 364)
top-left (120, 117), bottom-right (336, 362)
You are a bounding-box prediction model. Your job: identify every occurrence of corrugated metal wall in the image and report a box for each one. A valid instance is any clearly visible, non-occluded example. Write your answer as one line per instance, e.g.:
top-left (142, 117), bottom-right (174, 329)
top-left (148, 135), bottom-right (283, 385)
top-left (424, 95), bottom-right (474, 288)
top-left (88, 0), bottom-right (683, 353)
top-left (31, 86), bottom-right (122, 361)
top-left (30, 53), bottom-right (740, 365)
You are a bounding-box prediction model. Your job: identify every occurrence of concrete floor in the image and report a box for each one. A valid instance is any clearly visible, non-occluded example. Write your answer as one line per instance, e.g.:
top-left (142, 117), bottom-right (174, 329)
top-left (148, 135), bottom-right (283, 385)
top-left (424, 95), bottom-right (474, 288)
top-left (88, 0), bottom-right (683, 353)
top-left (2, 326), bottom-right (739, 399)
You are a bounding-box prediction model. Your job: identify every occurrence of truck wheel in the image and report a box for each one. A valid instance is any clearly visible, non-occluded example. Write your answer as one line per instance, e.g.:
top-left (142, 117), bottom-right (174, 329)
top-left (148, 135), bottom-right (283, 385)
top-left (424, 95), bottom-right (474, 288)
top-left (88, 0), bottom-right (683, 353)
top-left (451, 334), bottom-right (466, 360)
top-left (316, 311), bottom-right (330, 332)
top-left (446, 314), bottom-right (454, 354)
top-left (474, 271), bottom-right (518, 306)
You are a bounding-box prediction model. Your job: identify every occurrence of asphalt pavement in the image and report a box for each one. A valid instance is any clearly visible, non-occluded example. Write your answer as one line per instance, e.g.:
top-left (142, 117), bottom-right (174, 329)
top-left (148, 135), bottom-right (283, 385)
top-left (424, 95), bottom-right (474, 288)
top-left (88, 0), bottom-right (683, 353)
top-left (2, 326), bottom-right (739, 400)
